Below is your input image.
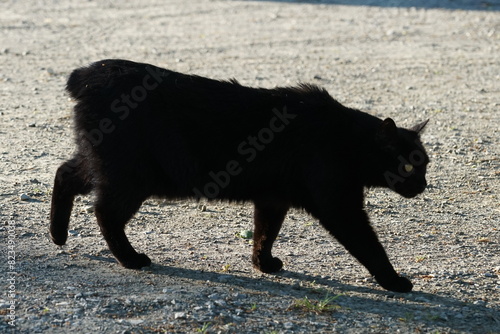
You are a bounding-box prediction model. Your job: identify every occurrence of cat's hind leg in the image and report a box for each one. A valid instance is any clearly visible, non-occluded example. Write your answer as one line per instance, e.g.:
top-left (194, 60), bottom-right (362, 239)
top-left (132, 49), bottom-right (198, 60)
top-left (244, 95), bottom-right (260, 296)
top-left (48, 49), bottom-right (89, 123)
top-left (94, 185), bottom-right (150, 269)
top-left (252, 200), bottom-right (289, 273)
top-left (50, 156), bottom-right (93, 245)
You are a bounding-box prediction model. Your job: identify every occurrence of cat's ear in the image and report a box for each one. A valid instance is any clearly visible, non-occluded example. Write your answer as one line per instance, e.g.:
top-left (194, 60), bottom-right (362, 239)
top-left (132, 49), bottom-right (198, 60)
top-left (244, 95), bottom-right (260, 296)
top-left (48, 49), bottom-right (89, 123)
top-left (411, 119), bottom-right (429, 134)
top-left (376, 118), bottom-right (399, 150)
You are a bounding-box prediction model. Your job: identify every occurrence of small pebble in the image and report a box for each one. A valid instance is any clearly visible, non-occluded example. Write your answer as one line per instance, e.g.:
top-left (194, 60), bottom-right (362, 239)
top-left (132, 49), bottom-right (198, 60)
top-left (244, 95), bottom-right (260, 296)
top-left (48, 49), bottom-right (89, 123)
top-left (174, 312), bottom-right (186, 319)
top-left (415, 296), bottom-right (430, 303)
top-left (239, 230), bottom-right (253, 239)
top-left (208, 293), bottom-right (220, 300)
top-left (128, 319), bottom-right (144, 325)
top-left (214, 299), bottom-right (227, 307)
top-left (217, 275), bottom-right (231, 283)
top-left (232, 315), bottom-right (245, 322)
top-left (20, 193), bottom-right (31, 201)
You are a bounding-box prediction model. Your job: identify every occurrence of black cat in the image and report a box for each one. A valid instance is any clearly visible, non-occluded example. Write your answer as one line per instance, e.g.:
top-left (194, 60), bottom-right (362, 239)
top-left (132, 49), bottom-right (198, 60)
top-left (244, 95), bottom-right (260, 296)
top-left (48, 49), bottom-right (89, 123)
top-left (50, 59), bottom-right (429, 292)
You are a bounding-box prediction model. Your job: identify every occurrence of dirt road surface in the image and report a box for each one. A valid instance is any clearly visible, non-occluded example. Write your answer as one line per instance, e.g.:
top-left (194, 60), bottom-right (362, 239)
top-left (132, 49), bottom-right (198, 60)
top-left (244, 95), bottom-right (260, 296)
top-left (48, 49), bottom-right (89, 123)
top-left (1, 0), bottom-right (499, 333)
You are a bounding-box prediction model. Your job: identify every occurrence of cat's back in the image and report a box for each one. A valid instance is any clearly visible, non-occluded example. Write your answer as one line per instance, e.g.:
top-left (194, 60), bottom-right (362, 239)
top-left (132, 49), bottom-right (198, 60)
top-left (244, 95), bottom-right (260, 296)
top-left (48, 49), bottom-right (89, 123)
top-left (66, 59), bottom-right (181, 101)
top-left (65, 59), bottom-right (378, 146)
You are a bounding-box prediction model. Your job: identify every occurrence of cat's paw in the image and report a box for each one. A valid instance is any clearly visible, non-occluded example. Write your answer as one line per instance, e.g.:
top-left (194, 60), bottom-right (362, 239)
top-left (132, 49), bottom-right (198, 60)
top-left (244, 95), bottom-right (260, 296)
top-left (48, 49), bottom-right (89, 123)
top-left (50, 230), bottom-right (68, 246)
top-left (120, 253), bottom-right (152, 269)
top-left (254, 256), bottom-right (283, 273)
top-left (376, 275), bottom-right (413, 293)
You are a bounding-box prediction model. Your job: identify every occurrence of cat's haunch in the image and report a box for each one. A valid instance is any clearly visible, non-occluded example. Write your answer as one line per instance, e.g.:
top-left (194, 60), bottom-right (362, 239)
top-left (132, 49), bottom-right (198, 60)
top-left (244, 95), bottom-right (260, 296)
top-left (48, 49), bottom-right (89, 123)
top-left (50, 59), bottom-right (429, 293)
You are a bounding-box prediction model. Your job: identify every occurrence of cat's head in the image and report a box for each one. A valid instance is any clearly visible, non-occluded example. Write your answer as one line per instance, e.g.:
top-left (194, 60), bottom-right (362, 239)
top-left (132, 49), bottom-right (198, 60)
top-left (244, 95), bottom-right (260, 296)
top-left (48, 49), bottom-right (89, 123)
top-left (373, 118), bottom-right (429, 198)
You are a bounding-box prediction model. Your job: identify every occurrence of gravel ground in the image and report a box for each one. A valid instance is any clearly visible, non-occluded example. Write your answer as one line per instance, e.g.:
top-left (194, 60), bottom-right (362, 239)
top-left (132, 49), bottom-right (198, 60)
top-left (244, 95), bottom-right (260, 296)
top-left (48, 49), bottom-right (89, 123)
top-left (1, 0), bottom-right (499, 333)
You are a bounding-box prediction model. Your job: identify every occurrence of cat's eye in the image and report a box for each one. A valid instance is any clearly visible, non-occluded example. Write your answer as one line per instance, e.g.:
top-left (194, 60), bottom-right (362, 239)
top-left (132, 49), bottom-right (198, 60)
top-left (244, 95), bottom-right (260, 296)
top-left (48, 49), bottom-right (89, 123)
top-left (404, 164), bottom-right (414, 173)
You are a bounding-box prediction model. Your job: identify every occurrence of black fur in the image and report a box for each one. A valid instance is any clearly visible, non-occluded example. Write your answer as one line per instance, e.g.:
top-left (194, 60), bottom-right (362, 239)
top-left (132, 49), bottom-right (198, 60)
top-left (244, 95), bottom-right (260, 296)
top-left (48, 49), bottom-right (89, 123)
top-left (50, 59), bottom-right (429, 292)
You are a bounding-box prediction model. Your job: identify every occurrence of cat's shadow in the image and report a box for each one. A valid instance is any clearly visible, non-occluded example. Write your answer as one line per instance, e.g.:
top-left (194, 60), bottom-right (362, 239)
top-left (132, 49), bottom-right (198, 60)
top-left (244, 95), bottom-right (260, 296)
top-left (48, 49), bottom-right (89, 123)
top-left (134, 262), bottom-right (497, 330)
top-left (83, 255), bottom-right (498, 330)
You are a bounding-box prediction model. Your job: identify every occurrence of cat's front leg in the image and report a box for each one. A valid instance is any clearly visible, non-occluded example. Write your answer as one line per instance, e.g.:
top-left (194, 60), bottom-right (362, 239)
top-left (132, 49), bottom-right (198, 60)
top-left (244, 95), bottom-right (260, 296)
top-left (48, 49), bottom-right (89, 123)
top-left (319, 208), bottom-right (412, 292)
top-left (251, 200), bottom-right (289, 273)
